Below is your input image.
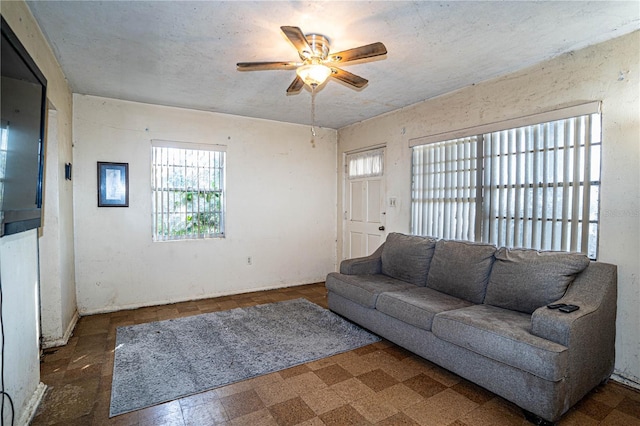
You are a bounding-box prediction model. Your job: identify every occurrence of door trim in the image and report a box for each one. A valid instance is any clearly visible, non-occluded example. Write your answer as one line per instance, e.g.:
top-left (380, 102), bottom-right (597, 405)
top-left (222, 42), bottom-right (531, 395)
top-left (342, 146), bottom-right (386, 260)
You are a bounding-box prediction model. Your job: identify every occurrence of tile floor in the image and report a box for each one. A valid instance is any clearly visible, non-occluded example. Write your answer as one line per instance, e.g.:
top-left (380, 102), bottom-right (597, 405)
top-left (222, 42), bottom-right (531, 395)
top-left (31, 283), bottom-right (640, 425)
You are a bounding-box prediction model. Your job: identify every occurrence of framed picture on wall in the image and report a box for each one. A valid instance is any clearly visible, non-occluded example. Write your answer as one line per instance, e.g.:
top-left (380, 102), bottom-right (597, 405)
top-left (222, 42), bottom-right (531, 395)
top-left (97, 162), bottom-right (129, 207)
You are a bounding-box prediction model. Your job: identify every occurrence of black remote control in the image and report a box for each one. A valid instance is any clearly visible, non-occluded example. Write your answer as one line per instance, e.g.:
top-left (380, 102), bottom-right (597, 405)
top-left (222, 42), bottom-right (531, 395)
top-left (547, 303), bottom-right (567, 309)
top-left (558, 304), bottom-right (580, 313)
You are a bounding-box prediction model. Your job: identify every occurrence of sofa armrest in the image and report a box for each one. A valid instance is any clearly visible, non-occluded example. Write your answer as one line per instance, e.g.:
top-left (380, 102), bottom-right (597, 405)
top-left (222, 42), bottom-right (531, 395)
top-left (339, 243), bottom-right (384, 275)
top-left (531, 262), bottom-right (617, 404)
top-left (530, 262), bottom-right (617, 347)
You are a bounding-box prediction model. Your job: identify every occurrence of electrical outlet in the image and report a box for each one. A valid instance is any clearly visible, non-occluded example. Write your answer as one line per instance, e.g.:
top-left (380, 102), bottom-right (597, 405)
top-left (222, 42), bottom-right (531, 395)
top-left (389, 197), bottom-right (397, 207)
top-left (247, 256), bottom-right (252, 265)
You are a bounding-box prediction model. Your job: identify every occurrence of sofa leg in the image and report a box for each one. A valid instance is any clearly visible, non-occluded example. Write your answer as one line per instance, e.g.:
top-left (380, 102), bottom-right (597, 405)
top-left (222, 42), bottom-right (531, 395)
top-left (523, 410), bottom-right (556, 426)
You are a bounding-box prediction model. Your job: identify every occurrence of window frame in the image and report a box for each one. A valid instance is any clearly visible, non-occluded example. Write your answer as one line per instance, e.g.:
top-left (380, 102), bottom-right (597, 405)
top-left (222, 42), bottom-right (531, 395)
top-left (151, 140), bottom-right (226, 242)
top-left (347, 148), bottom-right (384, 179)
top-left (410, 103), bottom-right (602, 259)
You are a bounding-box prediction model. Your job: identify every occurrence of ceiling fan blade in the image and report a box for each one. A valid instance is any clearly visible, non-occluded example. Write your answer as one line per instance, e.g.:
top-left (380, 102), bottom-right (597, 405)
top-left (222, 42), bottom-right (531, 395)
top-left (330, 67), bottom-right (368, 88)
top-left (281, 26), bottom-right (312, 54)
top-left (237, 61), bottom-right (299, 71)
top-left (328, 42), bottom-right (387, 63)
top-left (286, 76), bottom-right (304, 94)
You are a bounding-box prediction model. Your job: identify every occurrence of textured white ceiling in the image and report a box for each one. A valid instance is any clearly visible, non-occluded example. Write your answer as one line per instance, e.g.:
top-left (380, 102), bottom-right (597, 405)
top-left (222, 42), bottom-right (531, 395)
top-left (26, 1), bottom-right (640, 129)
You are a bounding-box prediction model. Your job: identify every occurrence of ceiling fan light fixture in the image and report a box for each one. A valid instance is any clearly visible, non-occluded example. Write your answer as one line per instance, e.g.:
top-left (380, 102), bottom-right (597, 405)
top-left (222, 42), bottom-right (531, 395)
top-left (237, 26), bottom-right (387, 94)
top-left (296, 63), bottom-right (332, 87)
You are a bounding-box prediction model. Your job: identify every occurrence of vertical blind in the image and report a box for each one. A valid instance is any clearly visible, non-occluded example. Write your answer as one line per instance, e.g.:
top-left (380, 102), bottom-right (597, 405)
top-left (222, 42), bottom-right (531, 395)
top-left (411, 136), bottom-right (479, 241)
top-left (411, 107), bottom-right (601, 258)
top-left (152, 141), bottom-right (225, 241)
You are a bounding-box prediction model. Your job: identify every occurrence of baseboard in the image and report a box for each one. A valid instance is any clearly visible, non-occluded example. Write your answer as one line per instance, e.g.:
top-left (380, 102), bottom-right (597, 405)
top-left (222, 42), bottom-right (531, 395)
top-left (78, 281), bottom-right (325, 316)
top-left (17, 382), bottom-right (47, 426)
top-left (611, 373), bottom-right (640, 391)
top-left (41, 310), bottom-right (79, 349)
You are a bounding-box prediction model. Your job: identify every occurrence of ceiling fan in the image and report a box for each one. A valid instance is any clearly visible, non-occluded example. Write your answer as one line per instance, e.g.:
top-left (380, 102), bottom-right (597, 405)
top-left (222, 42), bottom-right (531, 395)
top-left (237, 26), bottom-right (387, 94)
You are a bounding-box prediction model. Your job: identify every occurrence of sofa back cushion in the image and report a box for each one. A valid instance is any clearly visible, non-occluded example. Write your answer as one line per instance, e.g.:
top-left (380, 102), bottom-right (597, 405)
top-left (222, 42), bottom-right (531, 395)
top-left (426, 240), bottom-right (496, 303)
top-left (484, 248), bottom-right (590, 314)
top-left (381, 233), bottom-right (437, 286)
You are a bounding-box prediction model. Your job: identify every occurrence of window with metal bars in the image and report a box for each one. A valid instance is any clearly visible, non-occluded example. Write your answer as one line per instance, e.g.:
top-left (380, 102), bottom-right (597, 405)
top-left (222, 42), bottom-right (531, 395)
top-left (151, 141), bottom-right (225, 241)
top-left (411, 109), bottom-right (601, 259)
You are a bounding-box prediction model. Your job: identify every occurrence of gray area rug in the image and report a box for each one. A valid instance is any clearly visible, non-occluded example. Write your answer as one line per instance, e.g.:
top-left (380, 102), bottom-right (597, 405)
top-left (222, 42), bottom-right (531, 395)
top-left (109, 298), bottom-right (380, 416)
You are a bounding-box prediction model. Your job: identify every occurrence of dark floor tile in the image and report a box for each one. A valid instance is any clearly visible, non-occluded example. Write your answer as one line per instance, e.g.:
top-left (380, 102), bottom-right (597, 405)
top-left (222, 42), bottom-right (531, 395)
top-left (319, 404), bottom-right (371, 425)
top-left (74, 333), bottom-right (109, 353)
top-left (42, 342), bottom-right (77, 362)
top-left (357, 368), bottom-right (398, 392)
top-left (40, 357), bottom-right (71, 376)
top-left (314, 364), bottom-right (354, 386)
top-left (376, 412), bottom-right (422, 425)
top-left (353, 344), bottom-right (378, 356)
top-left (74, 315), bottom-right (111, 336)
top-left (575, 396), bottom-right (615, 421)
top-left (450, 380), bottom-right (495, 405)
top-left (402, 373), bottom-right (448, 399)
top-left (618, 396), bottom-right (640, 419)
top-left (383, 345), bottom-right (413, 361)
top-left (279, 363), bottom-right (312, 379)
top-left (268, 396), bottom-right (316, 426)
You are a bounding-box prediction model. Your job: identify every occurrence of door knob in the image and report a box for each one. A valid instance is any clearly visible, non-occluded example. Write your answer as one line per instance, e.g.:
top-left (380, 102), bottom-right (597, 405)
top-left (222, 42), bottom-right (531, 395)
top-left (379, 226), bottom-right (385, 231)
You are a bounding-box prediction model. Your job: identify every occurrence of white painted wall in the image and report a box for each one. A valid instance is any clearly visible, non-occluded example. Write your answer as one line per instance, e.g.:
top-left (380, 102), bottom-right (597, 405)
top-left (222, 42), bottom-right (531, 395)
top-left (1, 1), bottom-right (75, 423)
top-left (337, 31), bottom-right (640, 386)
top-left (39, 108), bottom-right (78, 347)
top-left (0, 231), bottom-right (45, 426)
top-left (73, 95), bottom-right (337, 314)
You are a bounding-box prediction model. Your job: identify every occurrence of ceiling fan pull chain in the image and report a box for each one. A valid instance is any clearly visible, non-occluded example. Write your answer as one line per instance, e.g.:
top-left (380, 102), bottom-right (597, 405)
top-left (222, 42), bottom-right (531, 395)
top-left (310, 86), bottom-right (317, 148)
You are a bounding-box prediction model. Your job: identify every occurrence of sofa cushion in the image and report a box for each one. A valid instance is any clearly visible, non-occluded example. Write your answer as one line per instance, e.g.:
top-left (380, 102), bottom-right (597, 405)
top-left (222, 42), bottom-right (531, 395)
top-left (325, 272), bottom-right (415, 308)
top-left (426, 240), bottom-right (496, 303)
top-left (432, 304), bottom-right (568, 381)
top-left (381, 233), bottom-right (437, 286)
top-left (376, 287), bottom-right (473, 331)
top-left (484, 248), bottom-right (591, 314)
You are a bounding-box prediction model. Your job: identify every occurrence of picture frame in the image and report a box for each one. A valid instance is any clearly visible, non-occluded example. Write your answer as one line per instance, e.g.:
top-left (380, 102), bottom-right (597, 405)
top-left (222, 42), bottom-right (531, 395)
top-left (97, 162), bottom-right (129, 207)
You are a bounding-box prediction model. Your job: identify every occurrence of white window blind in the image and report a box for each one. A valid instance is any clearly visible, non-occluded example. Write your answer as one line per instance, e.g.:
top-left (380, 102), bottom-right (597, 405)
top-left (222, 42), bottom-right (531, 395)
top-left (151, 141), bottom-right (225, 241)
top-left (348, 148), bottom-right (384, 179)
top-left (411, 136), bottom-right (479, 241)
top-left (411, 106), bottom-right (601, 258)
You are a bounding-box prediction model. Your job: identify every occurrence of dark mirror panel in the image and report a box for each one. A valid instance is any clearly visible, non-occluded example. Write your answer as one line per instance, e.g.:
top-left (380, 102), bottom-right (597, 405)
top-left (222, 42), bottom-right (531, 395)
top-left (1, 17), bottom-right (47, 237)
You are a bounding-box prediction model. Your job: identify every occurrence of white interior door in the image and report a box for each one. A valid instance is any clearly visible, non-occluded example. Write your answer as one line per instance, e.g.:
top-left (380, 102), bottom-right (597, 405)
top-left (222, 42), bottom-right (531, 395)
top-left (344, 149), bottom-right (385, 259)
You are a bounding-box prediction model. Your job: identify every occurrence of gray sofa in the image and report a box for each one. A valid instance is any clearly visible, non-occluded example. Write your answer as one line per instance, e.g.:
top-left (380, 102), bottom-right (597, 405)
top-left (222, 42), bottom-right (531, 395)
top-left (326, 233), bottom-right (617, 424)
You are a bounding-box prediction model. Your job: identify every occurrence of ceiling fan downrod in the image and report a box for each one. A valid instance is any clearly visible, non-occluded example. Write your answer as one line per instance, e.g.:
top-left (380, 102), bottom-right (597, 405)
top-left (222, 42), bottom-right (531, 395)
top-left (310, 86), bottom-right (317, 148)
